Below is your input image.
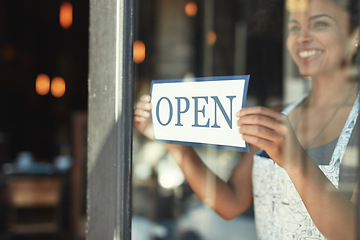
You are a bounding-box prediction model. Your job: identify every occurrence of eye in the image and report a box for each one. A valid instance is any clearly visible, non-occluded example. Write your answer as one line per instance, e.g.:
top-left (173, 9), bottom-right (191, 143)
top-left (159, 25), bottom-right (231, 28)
top-left (288, 25), bottom-right (300, 33)
top-left (312, 21), bottom-right (330, 30)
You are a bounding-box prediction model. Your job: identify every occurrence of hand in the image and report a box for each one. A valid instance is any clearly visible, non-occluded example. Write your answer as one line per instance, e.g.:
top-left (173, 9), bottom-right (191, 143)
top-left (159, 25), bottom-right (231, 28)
top-left (133, 94), bottom-right (154, 140)
top-left (237, 106), bottom-right (305, 170)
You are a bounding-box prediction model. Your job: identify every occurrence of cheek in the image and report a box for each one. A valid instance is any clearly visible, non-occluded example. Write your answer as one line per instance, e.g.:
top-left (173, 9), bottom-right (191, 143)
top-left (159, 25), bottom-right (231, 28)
top-left (286, 36), bottom-right (297, 59)
top-left (286, 36), bottom-right (292, 51)
top-left (327, 36), bottom-right (350, 60)
top-left (342, 37), bottom-right (356, 59)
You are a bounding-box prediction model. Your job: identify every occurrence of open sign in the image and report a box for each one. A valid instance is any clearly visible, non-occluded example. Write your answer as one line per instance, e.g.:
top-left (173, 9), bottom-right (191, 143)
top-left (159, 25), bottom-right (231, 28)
top-left (151, 75), bottom-right (250, 151)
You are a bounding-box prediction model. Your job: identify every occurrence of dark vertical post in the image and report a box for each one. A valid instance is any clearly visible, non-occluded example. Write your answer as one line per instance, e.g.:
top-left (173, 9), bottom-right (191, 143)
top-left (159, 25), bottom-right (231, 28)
top-left (358, 76), bottom-right (360, 240)
top-left (357, 99), bottom-right (360, 240)
top-left (357, 1), bottom-right (360, 237)
top-left (87, 0), bottom-right (134, 239)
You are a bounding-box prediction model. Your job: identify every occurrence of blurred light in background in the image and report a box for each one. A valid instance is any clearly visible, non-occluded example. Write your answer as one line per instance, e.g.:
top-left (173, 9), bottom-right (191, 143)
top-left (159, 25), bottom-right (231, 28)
top-left (36, 74), bottom-right (51, 96)
top-left (51, 77), bottom-right (66, 98)
top-left (184, 1), bottom-right (198, 17)
top-left (133, 40), bottom-right (146, 64)
top-left (157, 157), bottom-right (185, 190)
top-left (60, 1), bottom-right (73, 29)
top-left (207, 30), bottom-right (217, 46)
top-left (158, 169), bottom-right (184, 190)
top-left (286, 0), bottom-right (308, 11)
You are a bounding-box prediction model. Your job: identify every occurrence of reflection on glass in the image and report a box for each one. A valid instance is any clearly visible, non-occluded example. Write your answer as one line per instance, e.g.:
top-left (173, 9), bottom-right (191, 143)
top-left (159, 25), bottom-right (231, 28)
top-left (132, 0), bottom-right (359, 239)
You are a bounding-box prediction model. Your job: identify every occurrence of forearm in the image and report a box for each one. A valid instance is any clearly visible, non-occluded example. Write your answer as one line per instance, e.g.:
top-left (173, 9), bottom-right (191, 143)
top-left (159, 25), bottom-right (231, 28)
top-left (165, 143), bottom-right (252, 219)
top-left (287, 155), bottom-right (356, 240)
top-left (237, 106), bottom-right (357, 238)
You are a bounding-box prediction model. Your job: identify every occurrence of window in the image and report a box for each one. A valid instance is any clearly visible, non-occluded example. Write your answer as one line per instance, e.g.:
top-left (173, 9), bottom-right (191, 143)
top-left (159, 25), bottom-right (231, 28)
top-left (88, 0), bottom-right (360, 239)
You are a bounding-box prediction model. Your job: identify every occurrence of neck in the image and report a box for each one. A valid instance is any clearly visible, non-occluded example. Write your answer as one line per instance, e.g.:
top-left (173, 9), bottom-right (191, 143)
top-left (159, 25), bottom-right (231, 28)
top-left (306, 70), bottom-right (358, 108)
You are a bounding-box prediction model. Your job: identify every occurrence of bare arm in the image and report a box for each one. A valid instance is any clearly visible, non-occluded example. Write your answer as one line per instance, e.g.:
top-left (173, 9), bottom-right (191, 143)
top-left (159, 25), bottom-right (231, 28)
top-left (166, 143), bottom-right (255, 219)
top-left (134, 95), bottom-right (254, 219)
top-left (287, 154), bottom-right (356, 240)
top-left (238, 106), bottom-right (357, 239)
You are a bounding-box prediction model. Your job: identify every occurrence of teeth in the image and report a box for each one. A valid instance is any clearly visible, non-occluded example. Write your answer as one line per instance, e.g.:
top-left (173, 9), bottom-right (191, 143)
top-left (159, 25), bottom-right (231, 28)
top-left (299, 50), bottom-right (321, 58)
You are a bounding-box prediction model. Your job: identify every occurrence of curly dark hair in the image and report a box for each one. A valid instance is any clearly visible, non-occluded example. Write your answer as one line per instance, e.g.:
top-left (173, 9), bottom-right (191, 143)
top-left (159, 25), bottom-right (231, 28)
top-left (342, 0), bottom-right (360, 33)
top-left (332, 0), bottom-right (360, 65)
top-left (327, 0), bottom-right (359, 34)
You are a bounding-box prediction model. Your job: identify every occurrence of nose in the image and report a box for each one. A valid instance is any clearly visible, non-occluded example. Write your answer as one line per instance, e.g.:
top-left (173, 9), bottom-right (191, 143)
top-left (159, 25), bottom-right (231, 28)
top-left (296, 27), bottom-right (312, 44)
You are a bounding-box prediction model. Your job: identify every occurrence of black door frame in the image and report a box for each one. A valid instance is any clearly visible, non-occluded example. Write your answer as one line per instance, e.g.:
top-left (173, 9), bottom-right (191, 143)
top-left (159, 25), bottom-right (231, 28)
top-left (87, 0), bottom-right (135, 239)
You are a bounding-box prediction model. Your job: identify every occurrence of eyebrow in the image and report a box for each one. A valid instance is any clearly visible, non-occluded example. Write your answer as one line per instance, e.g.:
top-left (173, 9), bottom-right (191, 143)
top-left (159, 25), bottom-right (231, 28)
top-left (288, 14), bottom-right (337, 24)
top-left (310, 14), bottom-right (336, 21)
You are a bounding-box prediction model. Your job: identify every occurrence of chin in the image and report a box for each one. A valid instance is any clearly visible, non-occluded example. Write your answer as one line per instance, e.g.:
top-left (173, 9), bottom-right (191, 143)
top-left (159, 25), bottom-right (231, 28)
top-left (298, 66), bottom-right (318, 79)
top-left (300, 75), bottom-right (312, 80)
top-left (298, 70), bottom-right (313, 78)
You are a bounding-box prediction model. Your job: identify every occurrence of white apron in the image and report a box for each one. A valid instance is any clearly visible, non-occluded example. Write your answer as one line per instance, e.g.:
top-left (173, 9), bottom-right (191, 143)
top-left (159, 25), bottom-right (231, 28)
top-left (252, 94), bottom-right (360, 240)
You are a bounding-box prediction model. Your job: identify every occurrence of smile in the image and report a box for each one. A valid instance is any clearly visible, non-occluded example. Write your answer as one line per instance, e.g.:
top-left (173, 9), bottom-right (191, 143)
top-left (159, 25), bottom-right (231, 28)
top-left (298, 50), bottom-right (322, 58)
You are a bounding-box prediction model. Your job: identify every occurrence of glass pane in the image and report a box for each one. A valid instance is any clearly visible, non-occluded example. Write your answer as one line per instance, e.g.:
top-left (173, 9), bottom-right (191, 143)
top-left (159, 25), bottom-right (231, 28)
top-left (132, 0), bottom-right (359, 239)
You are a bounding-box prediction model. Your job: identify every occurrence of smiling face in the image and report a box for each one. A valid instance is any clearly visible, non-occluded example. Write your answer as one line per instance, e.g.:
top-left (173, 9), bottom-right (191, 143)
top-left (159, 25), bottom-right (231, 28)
top-left (286, 0), bottom-right (358, 78)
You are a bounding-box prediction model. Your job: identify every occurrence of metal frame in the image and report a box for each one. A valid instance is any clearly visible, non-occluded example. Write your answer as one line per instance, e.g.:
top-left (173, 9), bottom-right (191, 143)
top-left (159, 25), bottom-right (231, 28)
top-left (87, 0), bottom-right (134, 239)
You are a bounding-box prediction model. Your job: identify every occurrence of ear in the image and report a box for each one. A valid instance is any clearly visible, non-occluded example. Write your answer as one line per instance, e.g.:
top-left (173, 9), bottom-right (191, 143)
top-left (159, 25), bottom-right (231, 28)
top-left (352, 27), bottom-right (359, 47)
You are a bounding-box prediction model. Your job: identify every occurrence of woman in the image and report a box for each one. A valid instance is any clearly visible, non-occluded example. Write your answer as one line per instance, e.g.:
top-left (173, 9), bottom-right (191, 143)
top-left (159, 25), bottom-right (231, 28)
top-left (134, 0), bottom-right (359, 238)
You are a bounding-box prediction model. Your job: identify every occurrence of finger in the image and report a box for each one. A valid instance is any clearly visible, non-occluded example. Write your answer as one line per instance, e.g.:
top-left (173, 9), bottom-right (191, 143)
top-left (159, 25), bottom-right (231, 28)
top-left (239, 125), bottom-right (283, 143)
top-left (237, 114), bottom-right (285, 132)
top-left (241, 134), bottom-right (277, 154)
top-left (238, 106), bottom-right (283, 120)
top-left (140, 94), bottom-right (151, 102)
top-left (136, 101), bottom-right (152, 111)
top-left (134, 108), bottom-right (151, 118)
top-left (133, 116), bottom-right (149, 123)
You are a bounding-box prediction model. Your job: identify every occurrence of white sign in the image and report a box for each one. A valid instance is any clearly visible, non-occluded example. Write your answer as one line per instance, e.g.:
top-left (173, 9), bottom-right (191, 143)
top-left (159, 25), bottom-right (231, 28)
top-left (151, 75), bottom-right (249, 151)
